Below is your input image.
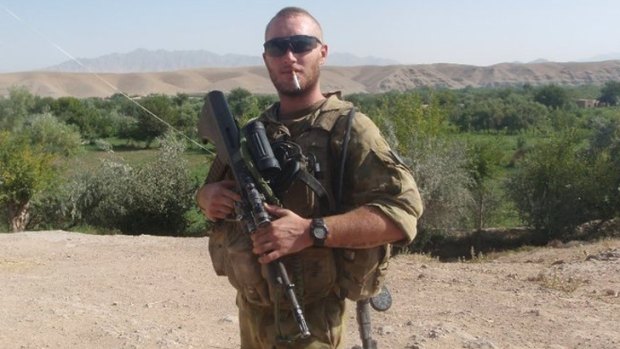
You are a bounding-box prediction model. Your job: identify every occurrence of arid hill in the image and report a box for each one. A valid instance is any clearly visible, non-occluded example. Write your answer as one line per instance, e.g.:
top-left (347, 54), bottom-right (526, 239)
top-left (2, 60), bottom-right (620, 98)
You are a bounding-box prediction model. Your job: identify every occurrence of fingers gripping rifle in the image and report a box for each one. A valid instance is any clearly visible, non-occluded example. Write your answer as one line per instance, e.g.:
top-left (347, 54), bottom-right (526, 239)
top-left (198, 90), bottom-right (311, 339)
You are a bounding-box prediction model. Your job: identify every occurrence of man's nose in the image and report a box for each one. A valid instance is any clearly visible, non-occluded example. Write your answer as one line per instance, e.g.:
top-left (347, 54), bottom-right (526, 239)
top-left (281, 46), bottom-right (298, 62)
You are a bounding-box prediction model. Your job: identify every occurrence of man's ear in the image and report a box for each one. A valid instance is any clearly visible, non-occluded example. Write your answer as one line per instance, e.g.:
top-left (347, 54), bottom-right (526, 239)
top-left (319, 44), bottom-right (328, 65)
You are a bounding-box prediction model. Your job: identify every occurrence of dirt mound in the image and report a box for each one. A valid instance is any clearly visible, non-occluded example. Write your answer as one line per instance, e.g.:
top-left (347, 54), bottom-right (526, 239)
top-left (1, 231), bottom-right (618, 348)
top-left (2, 60), bottom-right (620, 98)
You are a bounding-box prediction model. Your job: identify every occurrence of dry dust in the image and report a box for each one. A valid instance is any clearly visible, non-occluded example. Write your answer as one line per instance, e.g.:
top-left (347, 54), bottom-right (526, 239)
top-left (1, 231), bottom-right (619, 349)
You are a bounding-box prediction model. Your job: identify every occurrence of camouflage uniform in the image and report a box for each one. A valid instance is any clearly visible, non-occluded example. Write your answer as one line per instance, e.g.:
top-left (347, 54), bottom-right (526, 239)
top-left (206, 92), bottom-right (422, 349)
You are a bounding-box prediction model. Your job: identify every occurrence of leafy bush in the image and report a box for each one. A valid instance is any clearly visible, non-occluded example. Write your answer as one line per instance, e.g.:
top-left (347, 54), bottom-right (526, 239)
top-left (0, 87), bottom-right (35, 131)
top-left (0, 111), bottom-right (81, 231)
top-left (452, 92), bottom-right (548, 133)
top-left (464, 138), bottom-right (506, 230)
top-left (57, 132), bottom-right (199, 235)
top-left (586, 116), bottom-right (620, 218)
top-left (409, 137), bottom-right (473, 232)
top-left (22, 113), bottom-right (83, 157)
top-left (598, 81), bottom-right (620, 106)
top-left (0, 132), bottom-right (56, 231)
top-left (506, 129), bottom-right (618, 241)
top-left (534, 84), bottom-right (573, 109)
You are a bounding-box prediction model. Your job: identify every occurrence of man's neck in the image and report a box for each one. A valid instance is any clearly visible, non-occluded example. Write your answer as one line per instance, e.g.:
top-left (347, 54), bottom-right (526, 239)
top-left (278, 89), bottom-right (325, 119)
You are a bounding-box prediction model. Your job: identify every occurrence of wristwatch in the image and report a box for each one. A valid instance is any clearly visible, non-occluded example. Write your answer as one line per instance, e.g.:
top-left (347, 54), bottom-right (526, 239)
top-left (310, 217), bottom-right (329, 247)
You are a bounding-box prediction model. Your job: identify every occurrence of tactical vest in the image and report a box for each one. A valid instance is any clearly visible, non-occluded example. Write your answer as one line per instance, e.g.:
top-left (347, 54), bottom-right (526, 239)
top-left (207, 95), bottom-right (389, 307)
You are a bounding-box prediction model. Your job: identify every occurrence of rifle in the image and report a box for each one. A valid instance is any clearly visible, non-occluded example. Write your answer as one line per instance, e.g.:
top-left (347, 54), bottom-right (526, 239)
top-left (198, 90), bottom-right (311, 339)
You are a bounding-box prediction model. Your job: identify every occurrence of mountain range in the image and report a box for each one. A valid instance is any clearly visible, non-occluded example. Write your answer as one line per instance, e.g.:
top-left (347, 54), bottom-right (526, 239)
top-left (1, 49), bottom-right (619, 98)
top-left (44, 48), bottom-right (399, 73)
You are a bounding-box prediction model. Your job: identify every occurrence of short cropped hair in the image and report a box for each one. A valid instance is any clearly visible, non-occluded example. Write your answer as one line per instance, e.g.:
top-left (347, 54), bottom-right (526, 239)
top-left (264, 7), bottom-right (323, 40)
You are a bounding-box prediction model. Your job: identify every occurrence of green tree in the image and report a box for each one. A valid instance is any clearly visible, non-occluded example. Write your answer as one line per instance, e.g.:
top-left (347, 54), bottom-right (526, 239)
top-left (23, 113), bottom-right (82, 157)
top-left (0, 132), bottom-right (56, 231)
top-left (32, 96), bottom-right (55, 114)
top-left (465, 138), bottom-right (504, 230)
top-left (126, 94), bottom-right (177, 147)
top-left (175, 96), bottom-right (202, 139)
top-left (370, 91), bottom-right (450, 156)
top-left (534, 84), bottom-right (571, 109)
top-left (598, 81), bottom-right (620, 106)
top-left (506, 130), bottom-right (611, 241)
top-left (227, 88), bottom-right (262, 125)
top-left (500, 94), bottom-right (548, 133)
top-left (411, 137), bottom-right (473, 235)
top-left (0, 95), bottom-right (81, 231)
top-left (0, 86), bottom-right (35, 131)
top-left (587, 117), bottom-right (620, 218)
top-left (50, 96), bottom-right (85, 126)
top-left (51, 97), bottom-right (118, 142)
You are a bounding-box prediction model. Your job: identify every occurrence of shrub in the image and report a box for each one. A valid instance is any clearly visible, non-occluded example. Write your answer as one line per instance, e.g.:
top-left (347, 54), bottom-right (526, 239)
top-left (534, 84), bottom-right (572, 109)
top-left (464, 138), bottom-right (506, 230)
top-left (0, 108), bottom-right (82, 231)
top-left (0, 132), bottom-right (56, 231)
top-left (22, 113), bottom-right (83, 157)
top-left (0, 86), bottom-right (35, 131)
top-left (506, 129), bottom-right (617, 241)
top-left (60, 132), bottom-right (199, 235)
top-left (407, 136), bottom-right (473, 233)
top-left (598, 81), bottom-right (620, 106)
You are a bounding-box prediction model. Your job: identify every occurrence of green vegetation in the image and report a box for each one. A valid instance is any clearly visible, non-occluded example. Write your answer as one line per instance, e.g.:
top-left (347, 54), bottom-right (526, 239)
top-left (1, 84), bottom-right (618, 256)
top-left (599, 81), bottom-right (620, 106)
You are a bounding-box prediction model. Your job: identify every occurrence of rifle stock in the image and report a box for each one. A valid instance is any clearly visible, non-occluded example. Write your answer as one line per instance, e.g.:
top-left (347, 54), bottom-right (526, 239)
top-left (199, 90), bottom-right (311, 339)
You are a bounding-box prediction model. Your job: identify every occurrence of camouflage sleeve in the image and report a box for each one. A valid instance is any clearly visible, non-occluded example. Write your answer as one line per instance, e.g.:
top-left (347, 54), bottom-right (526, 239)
top-left (336, 112), bottom-right (423, 245)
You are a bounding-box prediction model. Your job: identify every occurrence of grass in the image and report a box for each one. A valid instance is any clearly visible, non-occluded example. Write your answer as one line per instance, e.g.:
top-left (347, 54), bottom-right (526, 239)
top-left (527, 272), bottom-right (587, 293)
top-left (66, 140), bottom-right (212, 181)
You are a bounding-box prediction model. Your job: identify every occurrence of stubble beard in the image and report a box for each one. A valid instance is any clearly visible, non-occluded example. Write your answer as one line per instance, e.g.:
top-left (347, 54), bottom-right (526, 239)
top-left (271, 65), bottom-right (321, 97)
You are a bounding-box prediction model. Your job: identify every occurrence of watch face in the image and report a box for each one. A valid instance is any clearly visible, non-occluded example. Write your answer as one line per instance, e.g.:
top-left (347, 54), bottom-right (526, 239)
top-left (313, 226), bottom-right (327, 240)
top-left (311, 218), bottom-right (328, 247)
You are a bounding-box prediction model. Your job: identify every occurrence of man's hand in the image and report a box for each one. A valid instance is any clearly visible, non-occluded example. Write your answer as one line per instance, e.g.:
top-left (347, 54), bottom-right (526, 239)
top-left (251, 204), bottom-right (313, 264)
top-left (196, 180), bottom-right (241, 221)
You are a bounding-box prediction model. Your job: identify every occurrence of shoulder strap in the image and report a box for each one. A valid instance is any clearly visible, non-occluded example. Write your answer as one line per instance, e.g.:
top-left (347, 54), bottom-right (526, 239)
top-left (334, 107), bottom-right (356, 213)
top-left (296, 170), bottom-right (334, 216)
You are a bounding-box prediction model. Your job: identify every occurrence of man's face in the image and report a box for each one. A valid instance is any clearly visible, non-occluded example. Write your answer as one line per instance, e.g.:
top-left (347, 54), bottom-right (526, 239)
top-left (263, 15), bottom-right (327, 96)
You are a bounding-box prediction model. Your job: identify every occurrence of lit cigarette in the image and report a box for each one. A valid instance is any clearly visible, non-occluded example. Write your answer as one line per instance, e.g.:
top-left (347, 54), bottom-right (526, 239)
top-left (292, 72), bottom-right (301, 91)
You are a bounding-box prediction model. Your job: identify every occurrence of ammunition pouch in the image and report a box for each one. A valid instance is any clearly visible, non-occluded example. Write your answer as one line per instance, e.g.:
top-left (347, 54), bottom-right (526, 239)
top-left (335, 245), bottom-right (391, 301)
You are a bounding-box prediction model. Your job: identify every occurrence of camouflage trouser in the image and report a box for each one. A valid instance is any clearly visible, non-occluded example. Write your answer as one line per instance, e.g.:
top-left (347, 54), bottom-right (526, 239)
top-left (237, 291), bottom-right (346, 349)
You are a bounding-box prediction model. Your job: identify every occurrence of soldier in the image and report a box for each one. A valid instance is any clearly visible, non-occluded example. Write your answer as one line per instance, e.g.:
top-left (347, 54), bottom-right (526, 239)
top-left (196, 6), bottom-right (423, 349)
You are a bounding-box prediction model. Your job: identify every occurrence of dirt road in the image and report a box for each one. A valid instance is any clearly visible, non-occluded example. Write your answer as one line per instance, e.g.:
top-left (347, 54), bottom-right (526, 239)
top-left (1, 231), bottom-right (618, 348)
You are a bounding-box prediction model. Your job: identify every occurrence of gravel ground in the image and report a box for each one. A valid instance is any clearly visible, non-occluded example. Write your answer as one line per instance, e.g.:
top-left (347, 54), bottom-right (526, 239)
top-left (1, 230), bottom-right (619, 349)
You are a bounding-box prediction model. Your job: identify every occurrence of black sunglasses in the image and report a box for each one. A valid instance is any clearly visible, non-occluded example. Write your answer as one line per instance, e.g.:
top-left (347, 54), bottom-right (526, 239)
top-left (263, 35), bottom-right (322, 57)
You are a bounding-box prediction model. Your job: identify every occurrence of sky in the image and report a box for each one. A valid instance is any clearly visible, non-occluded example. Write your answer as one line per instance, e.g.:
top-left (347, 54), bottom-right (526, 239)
top-left (1, 0), bottom-right (620, 73)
